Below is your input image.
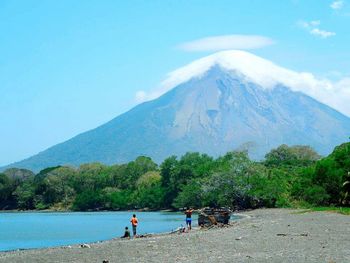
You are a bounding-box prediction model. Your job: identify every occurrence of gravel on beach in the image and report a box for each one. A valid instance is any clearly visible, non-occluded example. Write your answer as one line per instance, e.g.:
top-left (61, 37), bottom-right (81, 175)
top-left (1, 208), bottom-right (349, 263)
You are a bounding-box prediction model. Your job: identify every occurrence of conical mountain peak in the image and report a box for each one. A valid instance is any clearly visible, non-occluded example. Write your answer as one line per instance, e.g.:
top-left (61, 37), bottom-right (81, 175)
top-left (2, 51), bottom-right (350, 172)
top-left (162, 50), bottom-right (325, 99)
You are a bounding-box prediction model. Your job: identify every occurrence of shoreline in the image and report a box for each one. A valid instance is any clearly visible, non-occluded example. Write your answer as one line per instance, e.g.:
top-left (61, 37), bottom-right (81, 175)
top-left (0, 210), bottom-right (245, 253)
top-left (1, 208), bottom-right (349, 262)
top-left (0, 208), bottom-right (177, 213)
top-left (0, 213), bottom-right (247, 253)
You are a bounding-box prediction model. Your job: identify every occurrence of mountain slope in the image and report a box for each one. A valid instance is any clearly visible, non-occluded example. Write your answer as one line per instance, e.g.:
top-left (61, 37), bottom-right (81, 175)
top-left (3, 52), bottom-right (350, 172)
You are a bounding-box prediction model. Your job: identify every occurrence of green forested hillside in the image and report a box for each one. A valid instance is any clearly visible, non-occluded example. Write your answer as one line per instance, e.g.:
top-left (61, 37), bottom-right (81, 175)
top-left (0, 143), bottom-right (349, 211)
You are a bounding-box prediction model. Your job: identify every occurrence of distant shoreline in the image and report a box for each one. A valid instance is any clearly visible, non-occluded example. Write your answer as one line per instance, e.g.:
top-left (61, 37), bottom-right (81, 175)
top-left (0, 208), bottom-right (177, 213)
top-left (1, 208), bottom-right (349, 263)
top-left (0, 211), bottom-right (244, 253)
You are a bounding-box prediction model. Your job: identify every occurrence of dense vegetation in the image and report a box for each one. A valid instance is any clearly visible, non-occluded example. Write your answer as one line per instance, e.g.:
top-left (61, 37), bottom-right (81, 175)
top-left (0, 142), bottom-right (349, 211)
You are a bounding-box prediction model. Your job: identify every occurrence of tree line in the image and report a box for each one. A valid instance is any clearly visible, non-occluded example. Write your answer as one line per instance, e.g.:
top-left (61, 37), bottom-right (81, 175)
top-left (0, 142), bottom-right (349, 211)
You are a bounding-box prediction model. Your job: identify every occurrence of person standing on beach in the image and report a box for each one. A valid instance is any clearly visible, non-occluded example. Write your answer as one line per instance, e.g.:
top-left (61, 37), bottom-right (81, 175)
top-left (130, 214), bottom-right (138, 236)
top-left (185, 207), bottom-right (194, 230)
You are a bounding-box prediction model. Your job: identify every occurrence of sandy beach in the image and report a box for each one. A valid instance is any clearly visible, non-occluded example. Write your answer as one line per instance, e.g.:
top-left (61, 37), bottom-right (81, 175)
top-left (1, 208), bottom-right (349, 263)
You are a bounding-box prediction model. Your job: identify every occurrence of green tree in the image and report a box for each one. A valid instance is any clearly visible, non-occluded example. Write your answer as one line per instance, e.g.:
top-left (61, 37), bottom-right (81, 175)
top-left (0, 173), bottom-right (15, 209)
top-left (134, 171), bottom-right (165, 209)
top-left (3, 168), bottom-right (34, 181)
top-left (160, 156), bottom-right (178, 207)
top-left (34, 166), bottom-right (77, 209)
top-left (72, 190), bottom-right (103, 211)
top-left (201, 152), bottom-right (255, 209)
top-left (342, 172), bottom-right (350, 205)
top-left (102, 188), bottom-right (133, 210)
top-left (265, 144), bottom-right (320, 167)
top-left (13, 180), bottom-right (35, 209)
top-left (123, 156), bottom-right (158, 189)
top-left (248, 167), bottom-right (292, 207)
top-left (161, 153), bottom-right (215, 208)
top-left (311, 143), bottom-right (350, 205)
top-left (75, 163), bottom-right (108, 192)
top-left (173, 179), bottom-right (203, 209)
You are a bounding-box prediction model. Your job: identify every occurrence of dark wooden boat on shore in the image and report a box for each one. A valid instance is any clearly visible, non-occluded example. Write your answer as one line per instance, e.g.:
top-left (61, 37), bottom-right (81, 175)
top-left (198, 207), bottom-right (231, 226)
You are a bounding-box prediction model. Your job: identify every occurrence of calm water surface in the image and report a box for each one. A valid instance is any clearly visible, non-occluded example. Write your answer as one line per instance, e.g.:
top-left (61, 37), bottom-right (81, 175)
top-left (0, 211), bottom-right (201, 252)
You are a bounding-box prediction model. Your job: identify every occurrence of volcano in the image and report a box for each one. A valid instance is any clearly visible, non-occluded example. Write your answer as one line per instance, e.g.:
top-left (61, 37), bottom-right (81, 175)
top-left (4, 50), bottom-right (350, 171)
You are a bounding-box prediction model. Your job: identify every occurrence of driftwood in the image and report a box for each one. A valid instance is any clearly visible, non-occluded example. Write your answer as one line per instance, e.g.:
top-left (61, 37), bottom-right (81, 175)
top-left (277, 233), bottom-right (309, 237)
top-left (198, 207), bottom-right (231, 226)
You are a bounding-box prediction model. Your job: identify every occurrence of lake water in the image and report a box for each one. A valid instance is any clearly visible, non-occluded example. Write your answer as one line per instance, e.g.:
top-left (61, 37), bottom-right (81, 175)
top-left (0, 211), bottom-right (201, 252)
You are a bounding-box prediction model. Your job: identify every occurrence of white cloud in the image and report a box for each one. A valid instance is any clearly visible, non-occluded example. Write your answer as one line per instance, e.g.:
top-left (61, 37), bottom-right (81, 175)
top-left (135, 87), bottom-right (170, 103)
top-left (298, 20), bottom-right (336, 38)
top-left (299, 20), bottom-right (320, 28)
top-left (328, 78), bottom-right (350, 115)
top-left (330, 0), bottom-right (344, 9)
top-left (135, 90), bottom-right (147, 103)
top-left (310, 20), bottom-right (321, 26)
top-left (134, 50), bottom-right (350, 117)
top-left (310, 28), bottom-right (336, 38)
top-left (177, 35), bottom-right (274, 52)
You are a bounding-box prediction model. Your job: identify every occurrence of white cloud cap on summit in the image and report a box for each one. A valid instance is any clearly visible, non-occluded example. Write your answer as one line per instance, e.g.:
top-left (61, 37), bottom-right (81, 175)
top-left (135, 50), bottom-right (350, 117)
top-left (178, 35), bottom-right (274, 52)
top-left (331, 0), bottom-right (344, 9)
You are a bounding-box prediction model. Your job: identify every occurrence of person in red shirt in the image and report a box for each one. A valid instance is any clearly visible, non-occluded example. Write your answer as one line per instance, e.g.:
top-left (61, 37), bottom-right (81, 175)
top-left (130, 214), bottom-right (138, 236)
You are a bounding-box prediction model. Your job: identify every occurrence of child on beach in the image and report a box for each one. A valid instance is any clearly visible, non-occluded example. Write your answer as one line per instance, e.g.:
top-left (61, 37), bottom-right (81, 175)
top-left (130, 214), bottom-right (138, 236)
top-left (121, 226), bottom-right (130, 238)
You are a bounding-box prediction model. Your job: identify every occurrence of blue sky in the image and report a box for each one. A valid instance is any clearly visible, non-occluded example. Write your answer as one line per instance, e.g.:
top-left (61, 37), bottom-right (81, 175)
top-left (1, 0), bottom-right (350, 166)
